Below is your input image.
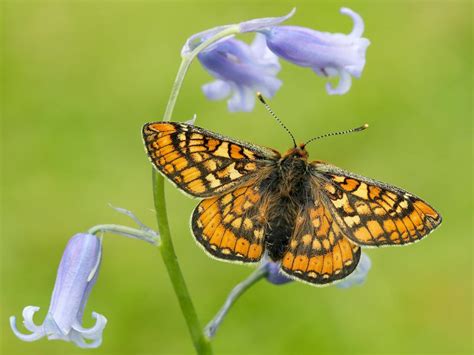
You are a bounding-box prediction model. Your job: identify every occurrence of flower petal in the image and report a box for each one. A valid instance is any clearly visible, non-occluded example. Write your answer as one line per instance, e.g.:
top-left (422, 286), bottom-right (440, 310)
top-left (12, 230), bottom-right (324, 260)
top-left (48, 233), bottom-right (102, 334)
top-left (43, 313), bottom-right (67, 339)
top-left (265, 262), bottom-right (293, 285)
top-left (255, 77), bottom-right (282, 98)
top-left (227, 85), bottom-right (255, 112)
top-left (202, 80), bottom-right (232, 101)
top-left (251, 34), bottom-right (281, 74)
top-left (9, 307), bottom-right (46, 342)
top-left (337, 252), bottom-right (372, 289)
top-left (198, 36), bottom-right (282, 111)
top-left (69, 330), bottom-right (103, 349)
top-left (21, 306), bottom-right (43, 333)
top-left (240, 8), bottom-right (296, 33)
top-left (325, 68), bottom-right (352, 95)
top-left (72, 312), bottom-right (107, 337)
top-left (340, 7), bottom-right (365, 38)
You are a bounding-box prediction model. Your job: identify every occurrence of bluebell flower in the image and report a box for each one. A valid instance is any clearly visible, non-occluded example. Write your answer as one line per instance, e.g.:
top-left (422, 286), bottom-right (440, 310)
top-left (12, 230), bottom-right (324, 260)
top-left (261, 7), bottom-right (370, 95)
top-left (10, 233), bottom-right (106, 348)
top-left (198, 34), bottom-right (282, 112)
top-left (337, 252), bottom-right (372, 289)
top-left (264, 261), bottom-right (293, 285)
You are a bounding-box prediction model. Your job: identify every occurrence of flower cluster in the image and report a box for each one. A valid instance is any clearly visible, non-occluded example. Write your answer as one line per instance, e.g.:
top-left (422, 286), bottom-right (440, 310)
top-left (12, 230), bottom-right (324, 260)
top-left (191, 7), bottom-right (370, 111)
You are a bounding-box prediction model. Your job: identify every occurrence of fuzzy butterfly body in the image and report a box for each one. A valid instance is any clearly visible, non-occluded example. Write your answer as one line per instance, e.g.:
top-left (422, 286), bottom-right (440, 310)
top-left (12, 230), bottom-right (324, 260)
top-left (143, 122), bottom-right (442, 286)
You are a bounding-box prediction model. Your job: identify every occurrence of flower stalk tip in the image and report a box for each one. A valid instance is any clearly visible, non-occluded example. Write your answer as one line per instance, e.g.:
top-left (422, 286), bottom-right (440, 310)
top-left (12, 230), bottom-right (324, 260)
top-left (239, 8), bottom-right (296, 33)
top-left (88, 205), bottom-right (160, 246)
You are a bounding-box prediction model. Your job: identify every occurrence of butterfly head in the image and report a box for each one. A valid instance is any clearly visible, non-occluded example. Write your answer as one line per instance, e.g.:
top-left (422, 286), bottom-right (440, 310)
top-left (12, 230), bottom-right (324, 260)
top-left (283, 144), bottom-right (309, 160)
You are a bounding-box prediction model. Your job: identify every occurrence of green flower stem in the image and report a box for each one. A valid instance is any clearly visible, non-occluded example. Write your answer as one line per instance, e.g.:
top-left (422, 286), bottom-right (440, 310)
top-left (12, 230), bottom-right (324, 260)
top-left (151, 25), bottom-right (240, 355)
top-left (152, 170), bottom-right (212, 355)
top-left (204, 265), bottom-right (267, 339)
top-left (88, 224), bottom-right (159, 245)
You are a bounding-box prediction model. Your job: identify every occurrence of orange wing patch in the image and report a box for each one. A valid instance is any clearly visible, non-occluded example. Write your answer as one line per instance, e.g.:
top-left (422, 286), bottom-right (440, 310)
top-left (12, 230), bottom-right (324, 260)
top-left (191, 184), bottom-right (266, 262)
top-left (281, 239), bottom-right (360, 285)
top-left (312, 163), bottom-right (442, 247)
top-left (143, 122), bottom-right (279, 197)
top-left (281, 201), bottom-right (361, 285)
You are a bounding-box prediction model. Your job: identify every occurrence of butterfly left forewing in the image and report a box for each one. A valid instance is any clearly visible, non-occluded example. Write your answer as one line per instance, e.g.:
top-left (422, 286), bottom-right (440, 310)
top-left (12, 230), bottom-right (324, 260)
top-left (311, 162), bottom-right (442, 247)
top-left (143, 122), bottom-right (280, 197)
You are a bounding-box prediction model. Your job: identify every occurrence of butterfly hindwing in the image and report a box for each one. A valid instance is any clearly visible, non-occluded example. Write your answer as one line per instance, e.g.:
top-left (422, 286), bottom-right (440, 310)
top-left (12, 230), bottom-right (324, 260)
top-left (280, 199), bottom-right (361, 285)
top-left (191, 183), bottom-right (266, 263)
top-left (312, 162), bottom-right (442, 247)
top-left (143, 122), bottom-right (280, 197)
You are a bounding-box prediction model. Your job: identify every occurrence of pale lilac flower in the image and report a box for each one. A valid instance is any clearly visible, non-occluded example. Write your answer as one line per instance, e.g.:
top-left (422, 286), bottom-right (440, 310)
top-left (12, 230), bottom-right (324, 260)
top-left (261, 7), bottom-right (370, 95)
top-left (265, 261), bottom-right (293, 285)
top-left (10, 233), bottom-right (106, 348)
top-left (337, 252), bottom-right (372, 289)
top-left (181, 9), bottom-right (295, 112)
top-left (198, 34), bottom-right (282, 112)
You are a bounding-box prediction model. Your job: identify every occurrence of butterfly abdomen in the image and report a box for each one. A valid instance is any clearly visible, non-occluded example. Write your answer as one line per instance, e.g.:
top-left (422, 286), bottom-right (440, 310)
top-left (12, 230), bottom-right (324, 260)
top-left (263, 156), bottom-right (313, 260)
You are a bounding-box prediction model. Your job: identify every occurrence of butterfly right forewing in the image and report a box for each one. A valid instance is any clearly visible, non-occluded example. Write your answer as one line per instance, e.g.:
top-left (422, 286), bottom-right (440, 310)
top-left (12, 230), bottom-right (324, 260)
top-left (143, 122), bottom-right (280, 198)
top-left (312, 162), bottom-right (442, 247)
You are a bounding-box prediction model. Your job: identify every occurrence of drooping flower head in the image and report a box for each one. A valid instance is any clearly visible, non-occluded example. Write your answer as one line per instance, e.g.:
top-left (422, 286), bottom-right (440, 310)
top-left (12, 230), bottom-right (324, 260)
top-left (182, 10), bottom-right (295, 112)
top-left (261, 7), bottom-right (370, 95)
top-left (198, 34), bottom-right (282, 112)
top-left (10, 233), bottom-right (106, 348)
top-left (188, 7), bottom-right (369, 111)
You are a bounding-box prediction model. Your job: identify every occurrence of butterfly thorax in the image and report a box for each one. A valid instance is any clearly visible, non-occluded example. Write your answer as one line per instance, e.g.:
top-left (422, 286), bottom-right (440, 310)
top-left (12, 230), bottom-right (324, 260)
top-left (260, 147), bottom-right (313, 261)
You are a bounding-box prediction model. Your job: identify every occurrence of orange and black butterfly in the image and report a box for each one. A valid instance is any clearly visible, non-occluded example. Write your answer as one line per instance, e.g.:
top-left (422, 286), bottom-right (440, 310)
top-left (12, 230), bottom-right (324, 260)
top-left (142, 109), bottom-right (442, 286)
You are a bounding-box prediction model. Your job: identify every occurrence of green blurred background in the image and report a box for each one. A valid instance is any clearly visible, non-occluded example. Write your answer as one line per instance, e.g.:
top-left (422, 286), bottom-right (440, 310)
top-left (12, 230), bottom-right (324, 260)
top-left (2, 1), bottom-right (472, 354)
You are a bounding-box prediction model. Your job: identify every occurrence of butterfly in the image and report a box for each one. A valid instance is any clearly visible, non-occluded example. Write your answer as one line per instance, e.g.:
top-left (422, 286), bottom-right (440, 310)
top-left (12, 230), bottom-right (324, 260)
top-left (142, 120), bottom-right (442, 286)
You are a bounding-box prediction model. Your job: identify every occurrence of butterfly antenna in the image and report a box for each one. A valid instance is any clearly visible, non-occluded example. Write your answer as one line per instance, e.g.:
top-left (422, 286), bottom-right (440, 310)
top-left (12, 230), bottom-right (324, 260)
top-left (303, 123), bottom-right (369, 148)
top-left (257, 92), bottom-right (297, 148)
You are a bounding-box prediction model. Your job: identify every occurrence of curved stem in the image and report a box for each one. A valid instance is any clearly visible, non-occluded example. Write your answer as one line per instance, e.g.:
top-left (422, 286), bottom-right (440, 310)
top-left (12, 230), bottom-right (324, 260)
top-left (204, 265), bottom-right (267, 339)
top-left (152, 170), bottom-right (212, 354)
top-left (87, 224), bottom-right (159, 245)
top-left (153, 25), bottom-right (240, 355)
top-left (162, 59), bottom-right (189, 122)
top-left (163, 25), bottom-right (239, 122)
